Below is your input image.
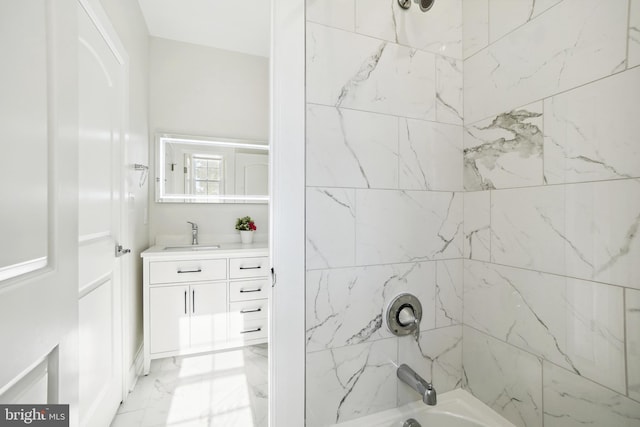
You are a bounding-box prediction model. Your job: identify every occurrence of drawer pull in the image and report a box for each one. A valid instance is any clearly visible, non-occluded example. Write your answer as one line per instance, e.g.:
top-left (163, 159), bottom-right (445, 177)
top-left (239, 288), bottom-right (262, 293)
top-left (240, 307), bottom-right (262, 314)
top-left (184, 290), bottom-right (187, 314)
top-left (239, 265), bottom-right (262, 270)
top-left (177, 268), bottom-right (202, 274)
top-left (240, 327), bottom-right (262, 334)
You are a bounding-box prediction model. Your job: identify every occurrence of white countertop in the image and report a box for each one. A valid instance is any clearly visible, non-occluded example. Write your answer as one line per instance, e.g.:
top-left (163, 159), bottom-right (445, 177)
top-left (141, 242), bottom-right (269, 259)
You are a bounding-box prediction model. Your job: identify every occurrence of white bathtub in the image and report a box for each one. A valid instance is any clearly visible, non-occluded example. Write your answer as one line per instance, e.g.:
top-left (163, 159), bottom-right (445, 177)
top-left (334, 389), bottom-right (515, 427)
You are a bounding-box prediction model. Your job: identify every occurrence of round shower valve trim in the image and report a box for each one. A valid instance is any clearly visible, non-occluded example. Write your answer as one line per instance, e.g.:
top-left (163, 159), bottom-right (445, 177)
top-left (387, 293), bottom-right (423, 336)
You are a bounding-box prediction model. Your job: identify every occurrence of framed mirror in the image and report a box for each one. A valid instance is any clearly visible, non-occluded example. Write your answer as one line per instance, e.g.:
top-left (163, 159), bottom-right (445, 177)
top-left (156, 134), bottom-right (269, 203)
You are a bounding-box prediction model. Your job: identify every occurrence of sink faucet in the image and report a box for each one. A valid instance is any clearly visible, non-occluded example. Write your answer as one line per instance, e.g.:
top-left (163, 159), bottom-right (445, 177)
top-left (397, 364), bottom-right (437, 406)
top-left (187, 221), bottom-right (198, 245)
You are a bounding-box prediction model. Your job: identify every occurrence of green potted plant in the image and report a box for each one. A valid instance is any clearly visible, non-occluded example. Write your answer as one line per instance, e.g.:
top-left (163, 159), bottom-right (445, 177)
top-left (235, 216), bottom-right (257, 244)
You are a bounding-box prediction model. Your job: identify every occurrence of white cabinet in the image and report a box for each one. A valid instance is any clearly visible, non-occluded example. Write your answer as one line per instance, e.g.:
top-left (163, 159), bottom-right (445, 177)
top-left (189, 282), bottom-right (227, 348)
top-left (141, 245), bottom-right (269, 375)
top-left (149, 285), bottom-right (190, 353)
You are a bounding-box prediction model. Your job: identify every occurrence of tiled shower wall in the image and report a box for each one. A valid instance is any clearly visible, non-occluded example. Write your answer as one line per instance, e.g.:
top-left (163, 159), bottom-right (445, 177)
top-left (304, 1), bottom-right (465, 425)
top-left (462, 1), bottom-right (640, 427)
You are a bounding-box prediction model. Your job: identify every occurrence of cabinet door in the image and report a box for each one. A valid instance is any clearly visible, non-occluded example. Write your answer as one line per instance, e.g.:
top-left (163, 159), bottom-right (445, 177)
top-left (190, 282), bottom-right (227, 348)
top-left (150, 285), bottom-right (190, 354)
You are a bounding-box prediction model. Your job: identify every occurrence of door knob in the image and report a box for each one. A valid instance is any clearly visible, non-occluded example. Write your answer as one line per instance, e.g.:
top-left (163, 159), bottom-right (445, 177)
top-left (115, 244), bottom-right (131, 257)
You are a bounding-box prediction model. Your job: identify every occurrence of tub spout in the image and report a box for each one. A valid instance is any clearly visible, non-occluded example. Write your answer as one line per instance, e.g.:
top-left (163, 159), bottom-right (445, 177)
top-left (397, 364), bottom-right (437, 406)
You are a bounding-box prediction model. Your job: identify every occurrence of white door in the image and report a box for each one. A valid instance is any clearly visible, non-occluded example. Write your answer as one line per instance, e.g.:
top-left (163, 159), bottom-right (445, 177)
top-left (0, 0), bottom-right (79, 418)
top-left (77, 2), bottom-right (127, 425)
top-left (235, 152), bottom-right (269, 196)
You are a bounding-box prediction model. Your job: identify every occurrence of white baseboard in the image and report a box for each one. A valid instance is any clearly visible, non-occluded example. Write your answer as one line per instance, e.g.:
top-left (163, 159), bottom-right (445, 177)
top-left (126, 344), bottom-right (144, 393)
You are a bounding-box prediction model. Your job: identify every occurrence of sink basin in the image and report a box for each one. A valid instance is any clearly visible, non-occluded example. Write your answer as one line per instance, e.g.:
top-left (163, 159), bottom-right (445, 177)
top-left (163, 245), bottom-right (221, 251)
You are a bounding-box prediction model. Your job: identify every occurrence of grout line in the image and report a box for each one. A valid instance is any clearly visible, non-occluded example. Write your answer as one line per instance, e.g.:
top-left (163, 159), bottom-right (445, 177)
top-left (465, 63), bottom-right (640, 126)
top-left (306, 184), bottom-right (465, 194)
top-left (463, 324), bottom-right (630, 399)
top-left (306, 102), bottom-right (463, 128)
top-left (305, 20), bottom-right (461, 61)
top-left (541, 355), bottom-right (545, 425)
top-left (624, 288), bottom-right (629, 397)
top-left (463, 258), bottom-right (635, 292)
top-left (626, 0), bottom-right (632, 71)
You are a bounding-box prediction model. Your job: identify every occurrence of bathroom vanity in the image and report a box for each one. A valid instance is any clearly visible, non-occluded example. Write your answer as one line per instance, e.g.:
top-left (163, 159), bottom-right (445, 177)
top-left (141, 244), bottom-right (269, 374)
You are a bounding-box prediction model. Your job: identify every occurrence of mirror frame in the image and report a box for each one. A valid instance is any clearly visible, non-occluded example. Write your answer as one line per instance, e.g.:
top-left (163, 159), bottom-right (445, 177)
top-left (155, 133), bottom-right (270, 203)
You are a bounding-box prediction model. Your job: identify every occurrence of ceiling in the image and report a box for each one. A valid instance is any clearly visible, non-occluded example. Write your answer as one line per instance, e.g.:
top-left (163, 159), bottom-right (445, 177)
top-left (137, 0), bottom-right (271, 58)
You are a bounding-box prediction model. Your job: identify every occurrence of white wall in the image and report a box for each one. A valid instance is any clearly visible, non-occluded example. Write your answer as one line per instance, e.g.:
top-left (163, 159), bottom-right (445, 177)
top-left (99, 0), bottom-right (150, 387)
top-left (304, 1), bottom-right (464, 425)
top-left (148, 37), bottom-right (270, 245)
top-left (462, 1), bottom-right (640, 426)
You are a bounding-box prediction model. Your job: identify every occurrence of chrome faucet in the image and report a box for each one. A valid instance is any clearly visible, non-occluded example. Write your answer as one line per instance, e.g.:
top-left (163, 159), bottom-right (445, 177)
top-left (187, 221), bottom-right (198, 245)
top-left (397, 364), bottom-right (437, 406)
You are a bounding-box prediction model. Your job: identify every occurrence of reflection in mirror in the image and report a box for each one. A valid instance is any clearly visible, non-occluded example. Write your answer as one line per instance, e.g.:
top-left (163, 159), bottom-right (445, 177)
top-left (156, 134), bottom-right (269, 203)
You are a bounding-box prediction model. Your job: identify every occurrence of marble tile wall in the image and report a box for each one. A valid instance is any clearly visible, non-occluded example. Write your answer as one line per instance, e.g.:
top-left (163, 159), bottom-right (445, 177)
top-left (463, 1), bottom-right (640, 426)
top-left (305, 1), bottom-right (464, 425)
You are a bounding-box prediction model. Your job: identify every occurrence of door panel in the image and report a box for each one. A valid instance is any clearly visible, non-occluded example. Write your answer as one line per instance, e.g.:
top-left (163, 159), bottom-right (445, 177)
top-left (79, 281), bottom-right (114, 417)
top-left (190, 282), bottom-right (227, 348)
top-left (150, 286), bottom-right (190, 353)
top-left (77, 2), bottom-right (124, 426)
top-left (235, 152), bottom-right (269, 196)
top-left (0, 0), bottom-right (48, 275)
top-left (0, 0), bottom-right (79, 417)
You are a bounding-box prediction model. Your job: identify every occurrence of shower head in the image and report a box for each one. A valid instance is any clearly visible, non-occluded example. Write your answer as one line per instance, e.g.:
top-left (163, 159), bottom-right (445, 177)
top-left (397, 0), bottom-right (436, 12)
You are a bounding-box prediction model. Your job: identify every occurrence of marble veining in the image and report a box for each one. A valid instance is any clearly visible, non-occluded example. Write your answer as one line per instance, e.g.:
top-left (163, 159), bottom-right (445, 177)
top-left (630, 0), bottom-right (640, 68)
top-left (544, 67), bottom-right (640, 184)
top-left (306, 339), bottom-right (398, 427)
top-left (464, 103), bottom-right (543, 190)
top-left (543, 361), bottom-right (640, 427)
top-left (355, 0), bottom-right (462, 59)
top-left (306, 262), bottom-right (436, 353)
top-left (111, 345), bottom-right (268, 427)
top-left (491, 180), bottom-right (640, 289)
top-left (436, 56), bottom-right (464, 125)
top-left (488, 0), bottom-right (563, 43)
top-left (464, 0), bottom-right (628, 123)
top-left (335, 42), bottom-right (387, 108)
top-left (464, 260), bottom-right (626, 393)
top-left (306, 188), bottom-right (356, 270)
top-left (399, 118), bottom-right (463, 191)
top-left (463, 191), bottom-right (490, 261)
top-left (627, 289), bottom-right (640, 402)
top-left (435, 260), bottom-right (463, 327)
top-left (356, 190), bottom-right (463, 265)
top-left (306, 104), bottom-right (399, 189)
top-left (463, 327), bottom-right (542, 427)
top-left (398, 326), bottom-right (463, 406)
top-left (307, 23), bottom-right (436, 120)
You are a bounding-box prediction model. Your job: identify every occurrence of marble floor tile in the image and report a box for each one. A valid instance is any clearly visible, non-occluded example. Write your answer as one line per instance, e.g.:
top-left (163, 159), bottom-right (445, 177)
top-left (111, 345), bottom-right (268, 427)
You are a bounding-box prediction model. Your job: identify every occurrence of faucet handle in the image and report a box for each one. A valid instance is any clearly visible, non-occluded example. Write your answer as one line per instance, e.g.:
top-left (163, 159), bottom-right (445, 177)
top-left (187, 221), bottom-right (198, 229)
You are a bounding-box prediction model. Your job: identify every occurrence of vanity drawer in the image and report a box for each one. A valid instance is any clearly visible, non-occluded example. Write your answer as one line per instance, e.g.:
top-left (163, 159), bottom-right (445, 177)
top-left (228, 317), bottom-right (268, 342)
top-left (229, 300), bottom-right (268, 321)
top-left (229, 257), bottom-right (269, 279)
top-left (229, 279), bottom-right (269, 302)
top-left (149, 259), bottom-right (227, 284)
